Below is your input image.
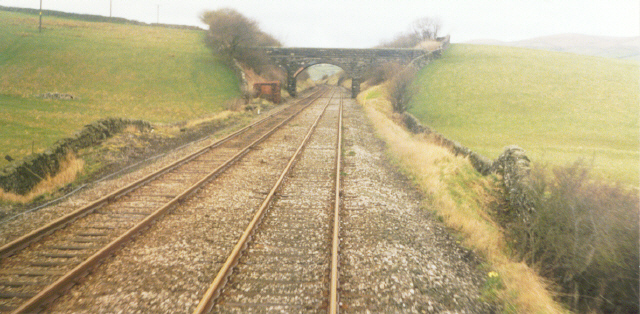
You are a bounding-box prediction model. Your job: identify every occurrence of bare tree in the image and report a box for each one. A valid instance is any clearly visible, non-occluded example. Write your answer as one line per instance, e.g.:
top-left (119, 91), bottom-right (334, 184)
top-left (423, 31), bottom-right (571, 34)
top-left (377, 17), bottom-right (442, 48)
top-left (410, 17), bottom-right (442, 41)
top-left (200, 8), bottom-right (281, 73)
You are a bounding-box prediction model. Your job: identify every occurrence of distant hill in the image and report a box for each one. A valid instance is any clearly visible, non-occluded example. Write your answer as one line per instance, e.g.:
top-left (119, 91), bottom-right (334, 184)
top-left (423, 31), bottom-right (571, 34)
top-left (466, 34), bottom-right (640, 61)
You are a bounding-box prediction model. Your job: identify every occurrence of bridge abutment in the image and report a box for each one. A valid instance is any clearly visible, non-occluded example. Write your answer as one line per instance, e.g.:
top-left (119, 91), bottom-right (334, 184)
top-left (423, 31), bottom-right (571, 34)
top-left (351, 78), bottom-right (361, 98)
top-left (287, 73), bottom-right (297, 97)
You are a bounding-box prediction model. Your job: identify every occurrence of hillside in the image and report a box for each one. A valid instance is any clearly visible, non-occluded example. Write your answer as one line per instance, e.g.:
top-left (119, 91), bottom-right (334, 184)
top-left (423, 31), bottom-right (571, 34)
top-left (409, 44), bottom-right (639, 185)
top-left (0, 9), bottom-right (240, 168)
top-left (467, 34), bottom-right (640, 61)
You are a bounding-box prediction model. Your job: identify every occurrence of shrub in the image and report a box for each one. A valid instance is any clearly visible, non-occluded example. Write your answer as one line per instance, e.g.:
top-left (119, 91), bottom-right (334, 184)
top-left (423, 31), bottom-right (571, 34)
top-left (508, 161), bottom-right (639, 313)
top-left (297, 70), bottom-right (310, 82)
top-left (387, 68), bottom-right (417, 113)
top-left (364, 62), bottom-right (403, 86)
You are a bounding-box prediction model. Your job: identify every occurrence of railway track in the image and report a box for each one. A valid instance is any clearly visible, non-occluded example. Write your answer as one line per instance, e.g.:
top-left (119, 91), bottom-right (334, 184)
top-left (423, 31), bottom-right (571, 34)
top-left (1, 85), bottom-right (495, 313)
top-left (194, 88), bottom-right (344, 314)
top-left (0, 87), bottom-right (331, 313)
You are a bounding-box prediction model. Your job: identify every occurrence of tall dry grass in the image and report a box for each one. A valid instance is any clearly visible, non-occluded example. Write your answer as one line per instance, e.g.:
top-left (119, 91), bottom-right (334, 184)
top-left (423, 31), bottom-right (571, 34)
top-left (0, 153), bottom-right (84, 203)
top-left (185, 110), bottom-right (237, 129)
top-left (358, 88), bottom-right (568, 313)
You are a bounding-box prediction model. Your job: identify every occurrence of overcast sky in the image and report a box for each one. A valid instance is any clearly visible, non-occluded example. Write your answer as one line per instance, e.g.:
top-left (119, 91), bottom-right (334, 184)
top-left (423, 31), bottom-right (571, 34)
top-left (2, 0), bottom-right (638, 48)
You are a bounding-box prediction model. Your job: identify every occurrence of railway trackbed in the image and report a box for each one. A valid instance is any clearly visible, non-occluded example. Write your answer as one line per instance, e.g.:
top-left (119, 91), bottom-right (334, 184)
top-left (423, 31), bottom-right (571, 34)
top-left (0, 87), bottom-right (333, 313)
top-left (2, 85), bottom-right (493, 313)
top-left (194, 88), bottom-right (344, 314)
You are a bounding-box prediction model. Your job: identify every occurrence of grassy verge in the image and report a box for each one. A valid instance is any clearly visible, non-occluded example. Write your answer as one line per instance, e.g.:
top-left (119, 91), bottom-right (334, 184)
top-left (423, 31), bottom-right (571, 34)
top-left (358, 85), bottom-right (568, 313)
top-left (0, 152), bottom-right (84, 203)
top-left (0, 9), bottom-right (240, 168)
top-left (408, 44), bottom-right (639, 186)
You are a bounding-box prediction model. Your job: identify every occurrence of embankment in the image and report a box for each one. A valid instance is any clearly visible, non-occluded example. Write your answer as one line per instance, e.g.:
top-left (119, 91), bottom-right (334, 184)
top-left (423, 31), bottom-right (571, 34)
top-left (0, 118), bottom-right (151, 195)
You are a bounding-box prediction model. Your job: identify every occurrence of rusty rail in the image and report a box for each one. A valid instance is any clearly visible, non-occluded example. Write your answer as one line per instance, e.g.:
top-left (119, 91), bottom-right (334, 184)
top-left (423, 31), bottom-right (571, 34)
top-left (329, 94), bottom-right (343, 313)
top-left (193, 90), bottom-right (337, 314)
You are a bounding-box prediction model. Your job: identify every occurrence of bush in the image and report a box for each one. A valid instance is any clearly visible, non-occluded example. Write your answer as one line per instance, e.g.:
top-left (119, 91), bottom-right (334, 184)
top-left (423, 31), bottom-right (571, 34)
top-left (508, 161), bottom-right (639, 313)
top-left (387, 68), bottom-right (417, 113)
top-left (364, 62), bottom-right (403, 86)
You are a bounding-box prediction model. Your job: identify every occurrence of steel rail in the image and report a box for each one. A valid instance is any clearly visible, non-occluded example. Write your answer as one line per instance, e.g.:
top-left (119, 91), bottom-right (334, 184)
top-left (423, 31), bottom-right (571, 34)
top-left (193, 89), bottom-right (337, 314)
top-left (0, 88), bottom-right (323, 261)
top-left (8, 89), bottom-right (328, 314)
top-left (329, 93), bottom-right (343, 314)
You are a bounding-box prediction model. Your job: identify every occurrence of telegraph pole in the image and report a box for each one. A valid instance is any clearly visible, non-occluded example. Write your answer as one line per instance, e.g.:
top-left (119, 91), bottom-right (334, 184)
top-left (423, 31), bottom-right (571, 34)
top-left (39, 0), bottom-right (42, 32)
top-left (110, 0), bottom-right (112, 18)
top-left (156, 5), bottom-right (159, 24)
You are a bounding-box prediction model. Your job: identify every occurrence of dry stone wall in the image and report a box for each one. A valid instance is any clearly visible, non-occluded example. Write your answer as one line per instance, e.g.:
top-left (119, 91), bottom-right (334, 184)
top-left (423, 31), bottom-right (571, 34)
top-left (401, 112), bottom-right (534, 221)
top-left (0, 118), bottom-right (151, 195)
top-left (39, 92), bottom-right (77, 100)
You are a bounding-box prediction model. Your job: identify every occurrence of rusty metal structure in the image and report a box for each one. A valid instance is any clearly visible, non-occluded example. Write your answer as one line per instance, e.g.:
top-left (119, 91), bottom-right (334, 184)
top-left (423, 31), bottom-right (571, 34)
top-left (253, 81), bottom-right (281, 104)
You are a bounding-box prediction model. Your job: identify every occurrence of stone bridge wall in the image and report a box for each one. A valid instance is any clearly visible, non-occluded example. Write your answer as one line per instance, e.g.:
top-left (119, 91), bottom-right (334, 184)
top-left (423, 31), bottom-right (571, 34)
top-left (262, 47), bottom-right (427, 77)
top-left (258, 46), bottom-right (439, 97)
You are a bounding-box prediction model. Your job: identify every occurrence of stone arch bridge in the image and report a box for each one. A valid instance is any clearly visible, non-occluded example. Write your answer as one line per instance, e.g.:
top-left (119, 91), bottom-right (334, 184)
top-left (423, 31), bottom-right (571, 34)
top-left (255, 46), bottom-right (443, 98)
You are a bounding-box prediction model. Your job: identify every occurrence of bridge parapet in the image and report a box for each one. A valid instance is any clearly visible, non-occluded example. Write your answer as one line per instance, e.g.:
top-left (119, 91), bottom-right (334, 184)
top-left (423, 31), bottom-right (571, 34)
top-left (261, 47), bottom-right (426, 59)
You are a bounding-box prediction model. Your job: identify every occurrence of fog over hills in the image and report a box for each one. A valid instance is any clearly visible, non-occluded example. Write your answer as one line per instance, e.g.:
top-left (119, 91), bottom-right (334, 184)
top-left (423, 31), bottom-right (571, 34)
top-left (466, 34), bottom-right (640, 61)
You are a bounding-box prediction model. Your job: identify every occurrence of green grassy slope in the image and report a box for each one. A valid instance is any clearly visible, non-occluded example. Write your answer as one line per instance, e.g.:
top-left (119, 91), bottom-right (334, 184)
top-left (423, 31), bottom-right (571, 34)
top-left (0, 10), bottom-right (240, 168)
top-left (410, 44), bottom-right (639, 185)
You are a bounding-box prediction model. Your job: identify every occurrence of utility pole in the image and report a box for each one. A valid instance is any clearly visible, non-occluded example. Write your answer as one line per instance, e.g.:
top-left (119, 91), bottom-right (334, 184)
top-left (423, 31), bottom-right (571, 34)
top-left (39, 0), bottom-right (42, 32)
top-left (110, 0), bottom-right (112, 18)
top-left (156, 5), bottom-right (159, 24)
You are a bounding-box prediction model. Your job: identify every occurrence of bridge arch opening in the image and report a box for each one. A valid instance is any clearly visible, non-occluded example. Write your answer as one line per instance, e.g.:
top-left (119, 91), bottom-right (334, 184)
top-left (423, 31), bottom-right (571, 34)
top-left (288, 63), bottom-right (360, 98)
top-left (295, 63), bottom-right (347, 86)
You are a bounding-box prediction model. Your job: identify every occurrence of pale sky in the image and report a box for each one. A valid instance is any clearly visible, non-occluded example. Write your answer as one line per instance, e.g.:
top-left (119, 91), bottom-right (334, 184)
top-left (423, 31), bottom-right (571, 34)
top-left (1, 0), bottom-right (638, 48)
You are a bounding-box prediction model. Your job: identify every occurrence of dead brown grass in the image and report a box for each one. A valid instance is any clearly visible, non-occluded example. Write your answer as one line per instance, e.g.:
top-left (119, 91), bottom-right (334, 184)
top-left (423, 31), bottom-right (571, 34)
top-left (357, 87), bottom-right (568, 313)
top-left (185, 111), bottom-right (237, 129)
top-left (0, 153), bottom-right (84, 203)
top-left (415, 39), bottom-right (443, 50)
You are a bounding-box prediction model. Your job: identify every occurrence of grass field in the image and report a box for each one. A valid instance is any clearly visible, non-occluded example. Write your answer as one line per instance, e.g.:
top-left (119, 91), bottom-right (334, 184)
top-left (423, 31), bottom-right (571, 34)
top-left (0, 10), bottom-right (240, 168)
top-left (409, 44), bottom-right (639, 186)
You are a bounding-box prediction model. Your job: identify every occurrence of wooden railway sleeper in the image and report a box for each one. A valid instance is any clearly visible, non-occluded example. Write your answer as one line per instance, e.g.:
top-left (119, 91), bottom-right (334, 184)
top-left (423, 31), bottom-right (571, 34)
top-left (194, 89), bottom-right (337, 314)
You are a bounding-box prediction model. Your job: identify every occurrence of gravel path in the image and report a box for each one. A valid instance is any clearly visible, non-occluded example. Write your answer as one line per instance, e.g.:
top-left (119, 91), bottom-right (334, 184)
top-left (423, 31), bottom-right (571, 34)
top-left (337, 98), bottom-right (493, 313)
